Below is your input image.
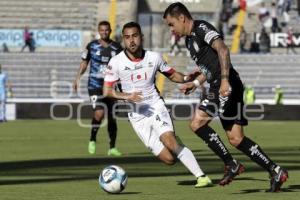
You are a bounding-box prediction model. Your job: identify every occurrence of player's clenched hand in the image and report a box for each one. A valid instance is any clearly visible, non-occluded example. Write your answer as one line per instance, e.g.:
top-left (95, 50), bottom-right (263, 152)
top-left (127, 91), bottom-right (143, 102)
top-left (219, 79), bottom-right (231, 97)
top-left (179, 82), bottom-right (197, 95)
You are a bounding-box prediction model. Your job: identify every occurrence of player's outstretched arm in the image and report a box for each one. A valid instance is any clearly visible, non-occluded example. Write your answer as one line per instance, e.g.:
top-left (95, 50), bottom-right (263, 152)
top-left (164, 69), bottom-right (202, 83)
top-left (179, 73), bottom-right (207, 95)
top-left (166, 71), bottom-right (186, 83)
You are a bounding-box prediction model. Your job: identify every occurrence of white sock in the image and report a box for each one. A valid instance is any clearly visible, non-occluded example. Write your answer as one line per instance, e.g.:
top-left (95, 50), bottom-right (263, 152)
top-left (177, 147), bottom-right (204, 178)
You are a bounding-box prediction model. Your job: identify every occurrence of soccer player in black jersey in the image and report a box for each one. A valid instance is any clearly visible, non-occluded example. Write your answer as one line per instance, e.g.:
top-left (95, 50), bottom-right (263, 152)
top-left (163, 2), bottom-right (288, 192)
top-left (73, 21), bottom-right (123, 156)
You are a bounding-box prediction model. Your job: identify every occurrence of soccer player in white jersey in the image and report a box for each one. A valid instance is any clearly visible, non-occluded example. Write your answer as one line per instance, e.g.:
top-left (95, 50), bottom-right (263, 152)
top-left (103, 22), bottom-right (212, 188)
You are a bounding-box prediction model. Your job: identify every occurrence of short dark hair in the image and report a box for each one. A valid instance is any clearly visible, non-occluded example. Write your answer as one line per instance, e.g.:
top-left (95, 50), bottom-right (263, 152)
top-left (163, 2), bottom-right (192, 19)
top-left (98, 21), bottom-right (111, 28)
top-left (122, 22), bottom-right (142, 35)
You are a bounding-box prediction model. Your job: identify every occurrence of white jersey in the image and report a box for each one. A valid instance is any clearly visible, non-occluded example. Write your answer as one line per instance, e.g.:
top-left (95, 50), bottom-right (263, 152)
top-left (104, 50), bottom-right (175, 120)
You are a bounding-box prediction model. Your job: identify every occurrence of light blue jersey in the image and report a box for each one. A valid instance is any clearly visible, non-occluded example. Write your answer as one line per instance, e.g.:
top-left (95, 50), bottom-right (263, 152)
top-left (0, 73), bottom-right (7, 121)
top-left (0, 73), bottom-right (7, 98)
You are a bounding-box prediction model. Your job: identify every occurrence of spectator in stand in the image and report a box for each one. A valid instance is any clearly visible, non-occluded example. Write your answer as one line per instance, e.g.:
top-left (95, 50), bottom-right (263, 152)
top-left (220, 0), bottom-right (233, 37)
top-left (220, 8), bottom-right (230, 37)
top-left (271, 2), bottom-right (280, 32)
top-left (239, 26), bottom-right (247, 53)
top-left (239, 0), bottom-right (247, 11)
top-left (114, 24), bottom-right (122, 43)
top-left (274, 85), bottom-right (283, 105)
top-left (279, 0), bottom-right (292, 27)
top-left (21, 26), bottom-right (31, 52)
top-left (286, 27), bottom-right (297, 54)
top-left (286, 0), bottom-right (292, 12)
top-left (258, 2), bottom-right (270, 23)
top-left (244, 85), bottom-right (256, 105)
top-left (298, 0), bottom-right (300, 18)
top-left (278, 0), bottom-right (286, 16)
top-left (169, 32), bottom-right (182, 56)
top-left (1, 43), bottom-right (9, 53)
top-left (259, 28), bottom-right (271, 53)
top-left (21, 26), bottom-right (35, 52)
top-left (29, 32), bottom-right (36, 52)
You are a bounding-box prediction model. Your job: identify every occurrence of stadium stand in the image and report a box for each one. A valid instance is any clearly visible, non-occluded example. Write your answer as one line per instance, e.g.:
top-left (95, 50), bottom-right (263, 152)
top-left (226, 0), bottom-right (300, 51)
top-left (0, 52), bottom-right (86, 98)
top-left (0, 0), bottom-right (100, 30)
top-left (0, 0), bottom-right (137, 52)
top-left (0, 0), bottom-right (299, 103)
top-left (165, 54), bottom-right (300, 100)
top-left (1, 52), bottom-right (299, 101)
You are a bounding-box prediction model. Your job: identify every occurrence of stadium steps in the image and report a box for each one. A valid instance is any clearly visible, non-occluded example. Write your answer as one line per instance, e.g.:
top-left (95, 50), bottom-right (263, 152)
top-left (0, 0), bottom-right (99, 30)
top-left (1, 53), bottom-right (300, 99)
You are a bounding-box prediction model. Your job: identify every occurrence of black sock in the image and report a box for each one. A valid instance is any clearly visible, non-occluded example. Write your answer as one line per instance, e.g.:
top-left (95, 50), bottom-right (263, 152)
top-left (90, 118), bottom-right (101, 141)
top-left (107, 118), bottom-right (117, 149)
top-left (195, 125), bottom-right (234, 165)
top-left (236, 137), bottom-right (276, 172)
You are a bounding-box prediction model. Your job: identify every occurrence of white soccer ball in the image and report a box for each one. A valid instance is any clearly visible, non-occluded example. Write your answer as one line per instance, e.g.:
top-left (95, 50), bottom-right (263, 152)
top-left (99, 165), bottom-right (128, 194)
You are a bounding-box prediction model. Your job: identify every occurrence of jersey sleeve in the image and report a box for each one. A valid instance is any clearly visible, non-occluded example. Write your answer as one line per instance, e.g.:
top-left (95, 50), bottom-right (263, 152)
top-left (81, 42), bottom-right (91, 61)
top-left (195, 21), bottom-right (221, 45)
top-left (157, 54), bottom-right (175, 76)
top-left (104, 58), bottom-right (119, 87)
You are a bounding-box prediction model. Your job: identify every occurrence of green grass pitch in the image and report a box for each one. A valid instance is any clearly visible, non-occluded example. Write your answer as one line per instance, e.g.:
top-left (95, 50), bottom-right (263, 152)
top-left (0, 120), bottom-right (299, 200)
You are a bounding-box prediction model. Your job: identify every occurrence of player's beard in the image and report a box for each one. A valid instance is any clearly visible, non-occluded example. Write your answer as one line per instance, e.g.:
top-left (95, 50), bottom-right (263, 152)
top-left (127, 43), bottom-right (142, 56)
top-left (101, 36), bottom-right (110, 42)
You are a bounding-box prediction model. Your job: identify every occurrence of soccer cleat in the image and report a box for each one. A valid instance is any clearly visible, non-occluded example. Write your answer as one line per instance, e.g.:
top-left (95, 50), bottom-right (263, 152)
top-left (108, 148), bottom-right (122, 156)
top-left (219, 160), bottom-right (245, 186)
top-left (88, 141), bottom-right (96, 154)
top-left (195, 176), bottom-right (213, 188)
top-left (266, 166), bottom-right (288, 192)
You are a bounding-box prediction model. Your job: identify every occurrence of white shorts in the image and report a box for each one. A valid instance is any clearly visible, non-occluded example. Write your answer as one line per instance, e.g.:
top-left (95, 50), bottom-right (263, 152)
top-left (128, 99), bottom-right (174, 156)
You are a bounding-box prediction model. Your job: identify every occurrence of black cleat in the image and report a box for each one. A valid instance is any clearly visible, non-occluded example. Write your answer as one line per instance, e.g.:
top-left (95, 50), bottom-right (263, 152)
top-left (219, 160), bottom-right (245, 186)
top-left (266, 166), bottom-right (288, 192)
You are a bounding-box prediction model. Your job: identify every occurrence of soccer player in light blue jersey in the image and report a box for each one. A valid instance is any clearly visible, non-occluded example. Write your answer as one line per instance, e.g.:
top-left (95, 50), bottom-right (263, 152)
top-left (0, 64), bottom-right (12, 122)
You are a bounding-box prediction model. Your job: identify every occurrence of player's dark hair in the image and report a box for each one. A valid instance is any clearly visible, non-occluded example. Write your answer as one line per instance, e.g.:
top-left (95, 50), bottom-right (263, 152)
top-left (163, 2), bottom-right (192, 19)
top-left (98, 21), bottom-right (111, 28)
top-left (122, 22), bottom-right (142, 35)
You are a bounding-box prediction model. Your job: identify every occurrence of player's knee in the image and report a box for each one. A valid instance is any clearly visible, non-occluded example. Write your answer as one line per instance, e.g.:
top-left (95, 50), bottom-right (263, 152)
top-left (162, 155), bottom-right (176, 165)
top-left (158, 148), bottom-right (177, 165)
top-left (190, 119), bottom-right (206, 133)
top-left (94, 112), bottom-right (104, 121)
top-left (228, 135), bottom-right (244, 147)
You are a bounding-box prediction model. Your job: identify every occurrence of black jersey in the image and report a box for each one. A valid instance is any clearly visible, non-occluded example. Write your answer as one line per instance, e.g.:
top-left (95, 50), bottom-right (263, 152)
top-left (81, 40), bottom-right (122, 89)
top-left (185, 20), bottom-right (233, 84)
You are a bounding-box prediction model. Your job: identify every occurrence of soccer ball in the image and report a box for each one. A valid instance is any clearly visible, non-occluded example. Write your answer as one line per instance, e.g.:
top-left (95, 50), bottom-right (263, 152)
top-left (99, 165), bottom-right (128, 194)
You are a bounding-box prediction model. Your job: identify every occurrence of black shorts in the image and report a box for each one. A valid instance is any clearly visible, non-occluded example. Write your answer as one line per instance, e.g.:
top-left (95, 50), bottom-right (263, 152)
top-left (198, 68), bottom-right (248, 130)
top-left (88, 89), bottom-right (116, 112)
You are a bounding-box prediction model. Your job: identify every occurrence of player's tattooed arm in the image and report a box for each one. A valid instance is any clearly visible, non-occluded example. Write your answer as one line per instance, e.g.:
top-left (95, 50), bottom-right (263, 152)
top-left (211, 38), bottom-right (231, 97)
